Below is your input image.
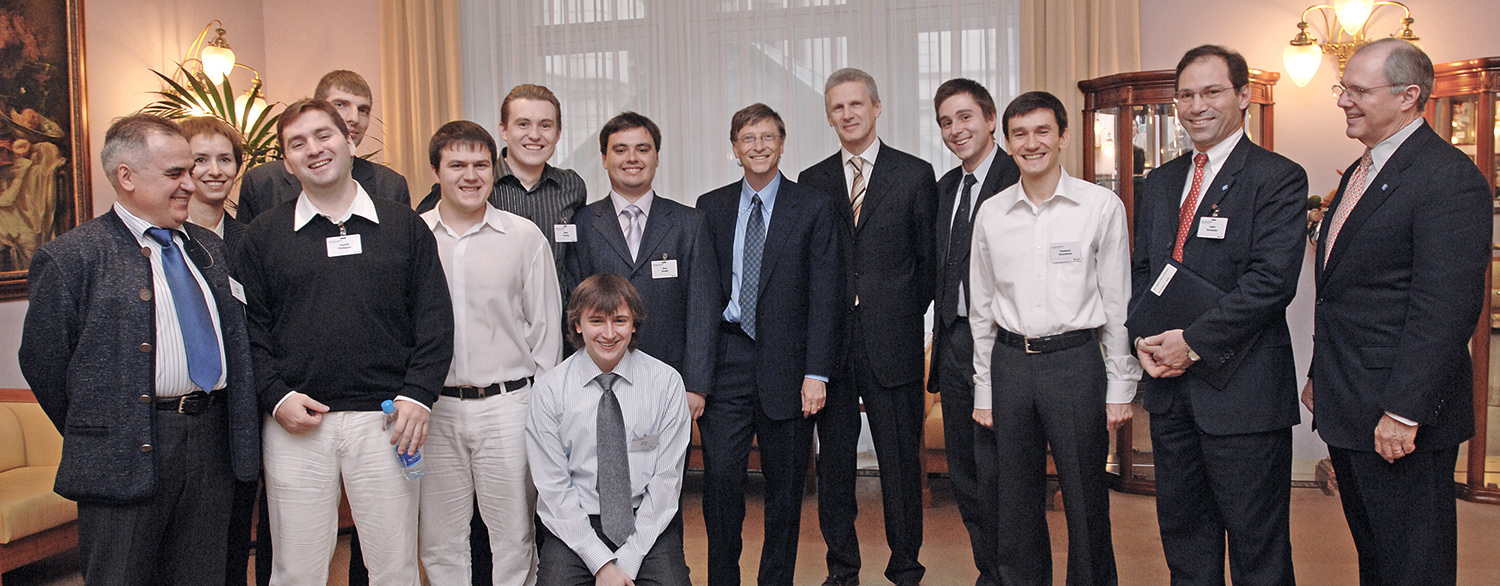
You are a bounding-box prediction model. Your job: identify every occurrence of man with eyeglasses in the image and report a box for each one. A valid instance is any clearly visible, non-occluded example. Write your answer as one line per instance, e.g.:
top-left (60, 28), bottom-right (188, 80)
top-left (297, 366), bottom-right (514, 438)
top-left (1130, 44), bottom-right (1309, 586)
top-left (1305, 38), bottom-right (1489, 586)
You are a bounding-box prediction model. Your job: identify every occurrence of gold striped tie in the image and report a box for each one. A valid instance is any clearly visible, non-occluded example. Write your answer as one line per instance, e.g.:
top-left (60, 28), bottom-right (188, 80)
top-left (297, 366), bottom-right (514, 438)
top-left (849, 156), bottom-right (867, 225)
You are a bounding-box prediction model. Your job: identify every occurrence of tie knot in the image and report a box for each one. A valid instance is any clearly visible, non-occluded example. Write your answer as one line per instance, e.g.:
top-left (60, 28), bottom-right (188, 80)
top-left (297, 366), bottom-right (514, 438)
top-left (849, 156), bottom-right (865, 174)
top-left (622, 205), bottom-right (641, 220)
top-left (1193, 153), bottom-right (1208, 169)
top-left (594, 372), bottom-right (620, 392)
top-left (1359, 149), bottom-right (1373, 167)
top-left (145, 227), bottom-right (177, 248)
top-left (962, 173), bottom-right (978, 189)
top-left (751, 194), bottom-right (763, 208)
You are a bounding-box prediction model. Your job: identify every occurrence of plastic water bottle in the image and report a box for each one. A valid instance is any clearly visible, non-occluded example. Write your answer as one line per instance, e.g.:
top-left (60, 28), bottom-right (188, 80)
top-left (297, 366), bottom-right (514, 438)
top-left (381, 400), bottom-right (425, 479)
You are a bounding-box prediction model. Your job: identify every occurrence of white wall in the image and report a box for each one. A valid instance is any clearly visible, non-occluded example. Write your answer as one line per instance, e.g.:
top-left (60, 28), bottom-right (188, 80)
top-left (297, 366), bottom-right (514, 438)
top-left (261, 0), bottom-right (388, 159)
top-left (1138, 0), bottom-right (1500, 462)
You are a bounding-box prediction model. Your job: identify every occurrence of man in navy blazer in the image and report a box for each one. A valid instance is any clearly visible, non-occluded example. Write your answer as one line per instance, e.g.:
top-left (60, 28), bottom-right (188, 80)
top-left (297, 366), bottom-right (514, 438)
top-left (564, 112), bottom-right (719, 412)
top-left (697, 103), bottom-right (843, 586)
top-left (799, 67), bottom-right (938, 586)
top-left (236, 70), bottom-right (409, 224)
top-left (20, 114), bottom-right (260, 586)
top-left (1306, 39), bottom-right (1489, 586)
top-left (1131, 45), bottom-right (1308, 586)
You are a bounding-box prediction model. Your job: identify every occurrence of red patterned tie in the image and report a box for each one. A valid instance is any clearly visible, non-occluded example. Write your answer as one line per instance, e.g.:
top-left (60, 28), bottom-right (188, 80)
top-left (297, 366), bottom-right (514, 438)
top-left (1323, 149), bottom-right (1374, 264)
top-left (1172, 153), bottom-right (1210, 262)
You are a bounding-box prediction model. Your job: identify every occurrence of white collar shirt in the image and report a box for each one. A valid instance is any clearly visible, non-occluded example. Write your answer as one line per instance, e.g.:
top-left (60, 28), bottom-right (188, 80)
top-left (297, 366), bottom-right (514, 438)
top-left (1179, 129), bottom-right (1245, 205)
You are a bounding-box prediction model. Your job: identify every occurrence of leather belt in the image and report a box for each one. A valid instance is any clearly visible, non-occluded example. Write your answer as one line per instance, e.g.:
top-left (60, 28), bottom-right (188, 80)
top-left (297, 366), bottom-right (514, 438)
top-left (156, 390), bottom-right (221, 414)
top-left (997, 328), bottom-right (1095, 355)
top-left (442, 377), bottom-right (532, 399)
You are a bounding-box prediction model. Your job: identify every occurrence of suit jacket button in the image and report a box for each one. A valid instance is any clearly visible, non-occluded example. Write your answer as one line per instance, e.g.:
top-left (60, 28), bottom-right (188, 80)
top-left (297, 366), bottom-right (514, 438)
top-left (139, 342), bottom-right (153, 353)
top-left (140, 444), bottom-right (153, 453)
top-left (140, 247), bottom-right (151, 257)
top-left (139, 289), bottom-right (152, 301)
top-left (138, 394), bottom-right (151, 404)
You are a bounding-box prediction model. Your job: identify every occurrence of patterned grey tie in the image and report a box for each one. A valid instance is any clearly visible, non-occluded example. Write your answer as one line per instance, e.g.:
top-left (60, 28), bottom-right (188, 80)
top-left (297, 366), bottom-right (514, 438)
top-left (594, 372), bottom-right (634, 546)
top-left (740, 194), bottom-right (765, 339)
top-left (622, 205), bottom-right (644, 261)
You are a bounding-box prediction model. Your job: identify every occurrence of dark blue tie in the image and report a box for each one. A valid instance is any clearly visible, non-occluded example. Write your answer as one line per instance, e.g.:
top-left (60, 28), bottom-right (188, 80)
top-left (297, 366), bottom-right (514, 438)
top-left (740, 194), bottom-right (765, 339)
top-left (146, 228), bottom-right (222, 393)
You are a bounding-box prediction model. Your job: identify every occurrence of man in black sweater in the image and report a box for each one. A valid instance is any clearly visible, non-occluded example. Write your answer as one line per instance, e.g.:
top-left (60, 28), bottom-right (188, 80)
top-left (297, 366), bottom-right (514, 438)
top-left (236, 98), bottom-right (453, 586)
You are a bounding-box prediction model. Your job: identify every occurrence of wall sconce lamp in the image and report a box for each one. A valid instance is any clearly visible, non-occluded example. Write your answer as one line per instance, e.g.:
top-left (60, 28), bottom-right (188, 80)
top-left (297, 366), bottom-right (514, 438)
top-left (1282, 0), bottom-right (1420, 87)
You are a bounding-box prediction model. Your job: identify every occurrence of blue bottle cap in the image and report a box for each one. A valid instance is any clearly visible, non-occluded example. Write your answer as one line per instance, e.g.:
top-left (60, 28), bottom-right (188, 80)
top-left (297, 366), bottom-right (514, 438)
top-left (381, 399), bottom-right (395, 414)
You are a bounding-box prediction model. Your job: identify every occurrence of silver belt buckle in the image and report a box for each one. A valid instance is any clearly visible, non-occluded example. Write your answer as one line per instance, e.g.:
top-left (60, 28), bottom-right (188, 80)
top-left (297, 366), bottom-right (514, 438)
top-left (177, 396), bottom-right (190, 414)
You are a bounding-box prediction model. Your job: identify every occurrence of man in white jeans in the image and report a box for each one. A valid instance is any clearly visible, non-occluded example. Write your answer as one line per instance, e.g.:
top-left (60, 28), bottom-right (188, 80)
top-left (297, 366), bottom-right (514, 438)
top-left (418, 120), bottom-right (563, 585)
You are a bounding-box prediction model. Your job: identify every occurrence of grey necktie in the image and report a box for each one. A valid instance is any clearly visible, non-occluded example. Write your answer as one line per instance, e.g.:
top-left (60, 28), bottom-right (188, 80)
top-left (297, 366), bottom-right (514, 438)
top-left (594, 372), bottom-right (634, 546)
top-left (740, 194), bottom-right (765, 339)
top-left (622, 205), bottom-right (644, 261)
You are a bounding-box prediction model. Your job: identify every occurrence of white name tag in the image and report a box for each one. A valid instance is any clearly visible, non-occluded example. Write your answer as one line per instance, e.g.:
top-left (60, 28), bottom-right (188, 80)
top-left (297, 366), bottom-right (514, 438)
top-left (553, 224), bottom-right (578, 243)
top-left (651, 259), bottom-right (679, 279)
top-left (1197, 217), bottom-right (1228, 240)
top-left (1049, 241), bottom-right (1083, 263)
top-left (228, 277), bottom-right (246, 304)
top-left (326, 234), bottom-right (362, 257)
top-left (629, 434), bottom-right (659, 452)
top-left (1150, 264), bottom-right (1177, 296)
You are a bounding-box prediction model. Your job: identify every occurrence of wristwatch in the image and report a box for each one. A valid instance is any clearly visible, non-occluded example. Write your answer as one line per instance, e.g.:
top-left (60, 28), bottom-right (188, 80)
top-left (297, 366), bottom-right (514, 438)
top-left (1185, 343), bottom-right (1201, 363)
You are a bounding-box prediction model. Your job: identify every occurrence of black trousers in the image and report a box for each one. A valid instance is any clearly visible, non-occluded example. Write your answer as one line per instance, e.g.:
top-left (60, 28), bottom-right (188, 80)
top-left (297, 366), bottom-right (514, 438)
top-left (817, 308), bottom-right (926, 584)
top-left (79, 403), bottom-right (235, 586)
top-left (699, 327), bottom-right (814, 586)
top-left (933, 320), bottom-right (999, 586)
top-left (536, 513), bottom-right (689, 586)
top-left (1328, 444), bottom-right (1461, 586)
top-left (1151, 395), bottom-right (1294, 586)
top-left (976, 339), bottom-right (1116, 586)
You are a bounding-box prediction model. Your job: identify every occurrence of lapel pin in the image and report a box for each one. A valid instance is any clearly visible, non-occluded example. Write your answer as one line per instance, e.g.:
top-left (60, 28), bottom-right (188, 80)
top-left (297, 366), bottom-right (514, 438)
top-left (1221, 185), bottom-right (1228, 191)
top-left (1381, 184), bottom-right (1388, 191)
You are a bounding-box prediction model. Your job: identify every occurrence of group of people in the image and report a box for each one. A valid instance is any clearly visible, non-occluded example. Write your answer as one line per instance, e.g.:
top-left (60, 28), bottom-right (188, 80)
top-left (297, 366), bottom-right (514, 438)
top-left (17, 36), bottom-right (1487, 586)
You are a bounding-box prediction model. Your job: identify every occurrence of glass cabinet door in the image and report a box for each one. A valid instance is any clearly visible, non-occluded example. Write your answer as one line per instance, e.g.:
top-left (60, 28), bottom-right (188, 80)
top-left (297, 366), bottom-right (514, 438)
top-left (1092, 107), bottom-right (1121, 194)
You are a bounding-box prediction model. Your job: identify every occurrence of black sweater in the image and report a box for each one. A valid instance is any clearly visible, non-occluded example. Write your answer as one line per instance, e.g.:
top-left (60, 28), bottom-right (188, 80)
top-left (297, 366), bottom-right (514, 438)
top-left (236, 196), bottom-right (453, 413)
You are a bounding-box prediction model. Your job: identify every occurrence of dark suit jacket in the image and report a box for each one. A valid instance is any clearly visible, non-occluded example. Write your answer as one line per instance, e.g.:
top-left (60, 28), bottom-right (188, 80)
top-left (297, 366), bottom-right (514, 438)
top-left (699, 176), bottom-right (844, 420)
top-left (563, 195), bottom-right (719, 393)
top-left (1311, 122), bottom-right (1490, 451)
top-left (798, 142), bottom-right (938, 387)
top-left (1129, 137), bottom-right (1309, 435)
top-left (220, 213), bottom-right (246, 257)
top-left (235, 157), bottom-right (410, 223)
top-left (928, 151), bottom-right (1019, 394)
top-left (19, 211), bottom-right (260, 503)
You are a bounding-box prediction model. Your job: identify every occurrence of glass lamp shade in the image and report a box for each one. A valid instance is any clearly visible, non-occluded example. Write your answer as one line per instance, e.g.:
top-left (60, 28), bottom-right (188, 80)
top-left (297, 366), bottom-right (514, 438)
top-left (201, 45), bottom-right (236, 84)
top-left (1283, 43), bottom-right (1323, 87)
top-left (235, 90), bottom-right (268, 120)
top-left (1333, 0), bottom-right (1375, 36)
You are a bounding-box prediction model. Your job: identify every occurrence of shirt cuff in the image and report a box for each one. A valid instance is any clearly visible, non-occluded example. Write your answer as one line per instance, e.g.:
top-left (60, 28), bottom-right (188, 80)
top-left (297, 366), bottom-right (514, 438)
top-left (804, 374), bottom-right (829, 383)
top-left (1385, 411), bottom-right (1419, 427)
top-left (1105, 380), bottom-right (1137, 404)
top-left (394, 395), bottom-right (431, 413)
top-left (272, 391), bottom-right (300, 416)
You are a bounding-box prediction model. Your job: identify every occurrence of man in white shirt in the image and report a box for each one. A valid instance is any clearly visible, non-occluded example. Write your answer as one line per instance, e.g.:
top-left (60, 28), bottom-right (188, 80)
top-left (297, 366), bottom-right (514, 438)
top-left (418, 120), bottom-right (563, 586)
top-left (969, 91), bottom-right (1139, 586)
top-left (527, 273), bottom-right (692, 586)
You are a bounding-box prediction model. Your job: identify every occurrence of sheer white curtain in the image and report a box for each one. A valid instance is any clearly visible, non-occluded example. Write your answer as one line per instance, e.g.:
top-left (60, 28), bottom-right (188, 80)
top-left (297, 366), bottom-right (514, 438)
top-left (459, 0), bottom-right (1021, 204)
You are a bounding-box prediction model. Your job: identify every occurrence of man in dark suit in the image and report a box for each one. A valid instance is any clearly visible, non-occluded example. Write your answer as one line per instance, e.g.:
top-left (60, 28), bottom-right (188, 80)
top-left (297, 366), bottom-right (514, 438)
top-left (19, 114), bottom-right (260, 586)
top-left (1305, 38), bottom-right (1489, 586)
top-left (928, 78), bottom-right (1019, 586)
top-left (564, 111), bottom-right (718, 416)
top-left (697, 103), bottom-right (843, 586)
top-left (236, 70), bottom-right (409, 224)
top-left (1131, 45), bottom-right (1309, 586)
top-left (799, 67), bottom-right (937, 586)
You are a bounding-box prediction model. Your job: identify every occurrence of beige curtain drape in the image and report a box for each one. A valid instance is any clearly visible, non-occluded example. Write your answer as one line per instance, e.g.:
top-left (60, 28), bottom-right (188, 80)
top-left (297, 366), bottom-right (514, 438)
top-left (1017, 0), bottom-right (1140, 173)
top-left (380, 0), bottom-right (464, 196)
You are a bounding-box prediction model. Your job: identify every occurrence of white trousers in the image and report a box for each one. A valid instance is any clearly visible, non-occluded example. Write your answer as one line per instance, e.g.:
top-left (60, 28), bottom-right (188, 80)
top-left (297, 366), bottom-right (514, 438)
top-left (419, 388), bottom-right (537, 586)
top-left (263, 411), bottom-right (421, 586)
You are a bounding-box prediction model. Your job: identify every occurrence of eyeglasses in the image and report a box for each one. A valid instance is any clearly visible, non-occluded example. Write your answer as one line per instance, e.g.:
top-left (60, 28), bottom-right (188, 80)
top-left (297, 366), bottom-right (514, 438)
top-left (1332, 83), bottom-right (1400, 101)
top-left (735, 133), bottom-right (782, 146)
top-left (1173, 86), bottom-right (1234, 104)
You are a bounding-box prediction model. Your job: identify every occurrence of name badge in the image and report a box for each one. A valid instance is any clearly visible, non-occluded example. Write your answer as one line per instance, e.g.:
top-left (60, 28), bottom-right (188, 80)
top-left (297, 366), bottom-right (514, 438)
top-left (652, 258), bottom-right (679, 279)
top-left (326, 234), bottom-right (362, 257)
top-left (629, 434), bottom-right (659, 452)
top-left (228, 277), bottom-right (246, 304)
top-left (553, 224), bottom-right (578, 243)
top-left (1197, 217), bottom-right (1228, 240)
top-left (1049, 241), bottom-right (1083, 263)
top-left (1150, 264), bottom-right (1177, 296)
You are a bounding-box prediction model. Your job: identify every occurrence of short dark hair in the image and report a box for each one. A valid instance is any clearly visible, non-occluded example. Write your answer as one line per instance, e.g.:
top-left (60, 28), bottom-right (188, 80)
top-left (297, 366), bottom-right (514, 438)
top-left (1002, 91), bottom-right (1068, 137)
top-left (566, 273), bottom-right (647, 351)
top-left (599, 111), bottom-right (661, 154)
top-left (101, 114), bottom-right (183, 188)
top-left (276, 98), bottom-right (350, 147)
top-left (933, 78), bottom-right (997, 123)
top-left (179, 116), bottom-right (244, 168)
top-left (1175, 45), bottom-right (1250, 92)
top-left (428, 120), bottom-right (497, 169)
top-left (729, 103), bottom-right (785, 142)
top-left (501, 84), bottom-right (561, 127)
top-left (314, 70), bottom-right (372, 101)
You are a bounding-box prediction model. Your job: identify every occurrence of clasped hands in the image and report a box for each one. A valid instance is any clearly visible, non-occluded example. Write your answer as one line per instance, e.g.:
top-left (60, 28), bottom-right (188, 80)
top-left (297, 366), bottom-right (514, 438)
top-left (1136, 329), bottom-right (1192, 378)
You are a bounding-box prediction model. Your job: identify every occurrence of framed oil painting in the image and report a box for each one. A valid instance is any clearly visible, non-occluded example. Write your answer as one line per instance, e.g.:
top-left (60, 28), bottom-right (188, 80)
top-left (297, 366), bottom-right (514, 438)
top-left (0, 0), bottom-right (89, 300)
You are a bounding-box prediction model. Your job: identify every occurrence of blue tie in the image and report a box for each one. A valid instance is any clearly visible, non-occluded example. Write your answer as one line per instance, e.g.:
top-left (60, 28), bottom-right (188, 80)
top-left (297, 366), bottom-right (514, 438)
top-left (146, 228), bottom-right (222, 393)
top-left (740, 195), bottom-right (765, 339)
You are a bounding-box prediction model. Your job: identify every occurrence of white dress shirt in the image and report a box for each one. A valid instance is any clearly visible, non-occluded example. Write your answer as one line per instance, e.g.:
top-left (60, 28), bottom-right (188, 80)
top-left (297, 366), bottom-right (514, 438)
top-left (1366, 117), bottom-right (1425, 181)
top-left (1179, 129), bottom-right (1244, 205)
top-left (113, 202), bottom-right (227, 397)
top-left (423, 206), bottom-right (562, 386)
top-left (840, 139), bottom-right (881, 190)
top-left (526, 349), bottom-right (691, 578)
top-left (968, 169), bottom-right (1141, 408)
